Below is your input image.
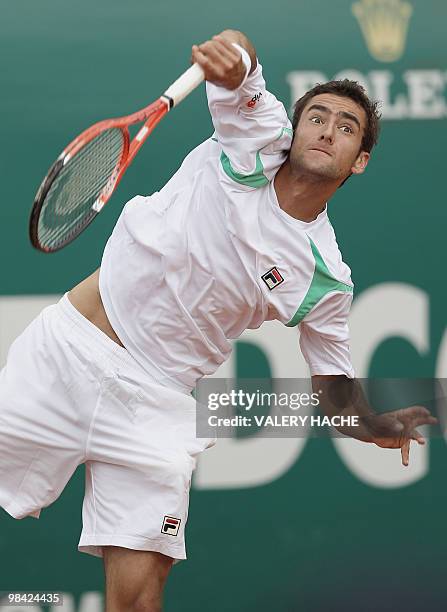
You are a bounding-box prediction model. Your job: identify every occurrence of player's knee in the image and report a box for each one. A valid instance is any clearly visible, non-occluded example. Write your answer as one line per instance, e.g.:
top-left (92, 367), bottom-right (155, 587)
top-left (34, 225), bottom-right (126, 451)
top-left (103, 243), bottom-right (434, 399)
top-left (114, 563), bottom-right (171, 612)
top-left (104, 548), bottom-right (173, 612)
top-left (124, 592), bottom-right (164, 612)
top-left (110, 593), bottom-right (162, 612)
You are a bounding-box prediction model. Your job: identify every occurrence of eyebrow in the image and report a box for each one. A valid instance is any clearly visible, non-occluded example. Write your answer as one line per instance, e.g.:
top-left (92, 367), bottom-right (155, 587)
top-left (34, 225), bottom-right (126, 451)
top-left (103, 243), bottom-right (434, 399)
top-left (307, 103), bottom-right (361, 130)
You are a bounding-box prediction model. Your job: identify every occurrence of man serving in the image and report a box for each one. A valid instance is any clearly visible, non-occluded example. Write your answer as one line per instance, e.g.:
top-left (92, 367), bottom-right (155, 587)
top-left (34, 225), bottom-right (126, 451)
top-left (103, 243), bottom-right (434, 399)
top-left (0, 29), bottom-right (436, 612)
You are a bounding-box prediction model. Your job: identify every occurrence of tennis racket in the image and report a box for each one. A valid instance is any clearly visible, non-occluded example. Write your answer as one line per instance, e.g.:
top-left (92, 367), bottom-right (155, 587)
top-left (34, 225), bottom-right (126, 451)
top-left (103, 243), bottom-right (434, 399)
top-left (29, 63), bottom-right (205, 253)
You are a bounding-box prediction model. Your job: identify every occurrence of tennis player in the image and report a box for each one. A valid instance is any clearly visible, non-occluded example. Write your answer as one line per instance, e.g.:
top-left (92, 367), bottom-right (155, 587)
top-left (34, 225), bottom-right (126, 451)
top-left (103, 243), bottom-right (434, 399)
top-left (0, 29), bottom-right (436, 611)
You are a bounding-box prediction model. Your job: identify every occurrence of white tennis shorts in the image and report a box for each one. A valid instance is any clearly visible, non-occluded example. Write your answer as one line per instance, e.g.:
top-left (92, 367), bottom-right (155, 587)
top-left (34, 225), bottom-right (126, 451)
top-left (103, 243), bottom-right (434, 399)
top-left (0, 293), bottom-right (216, 562)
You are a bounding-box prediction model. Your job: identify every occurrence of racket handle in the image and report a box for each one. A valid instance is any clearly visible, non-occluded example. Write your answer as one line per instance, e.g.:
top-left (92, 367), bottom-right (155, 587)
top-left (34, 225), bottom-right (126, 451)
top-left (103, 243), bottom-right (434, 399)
top-left (163, 63), bottom-right (205, 109)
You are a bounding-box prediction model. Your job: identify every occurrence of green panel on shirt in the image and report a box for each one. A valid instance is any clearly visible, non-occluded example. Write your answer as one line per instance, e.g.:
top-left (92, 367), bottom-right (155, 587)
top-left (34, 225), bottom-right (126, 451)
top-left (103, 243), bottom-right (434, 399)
top-left (216, 126), bottom-right (292, 188)
top-left (220, 150), bottom-right (269, 188)
top-left (286, 237), bottom-right (353, 327)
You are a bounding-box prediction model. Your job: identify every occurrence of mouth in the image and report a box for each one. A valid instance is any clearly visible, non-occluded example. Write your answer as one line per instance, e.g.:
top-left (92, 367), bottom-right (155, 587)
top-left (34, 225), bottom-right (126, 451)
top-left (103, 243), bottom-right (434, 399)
top-left (309, 148), bottom-right (332, 157)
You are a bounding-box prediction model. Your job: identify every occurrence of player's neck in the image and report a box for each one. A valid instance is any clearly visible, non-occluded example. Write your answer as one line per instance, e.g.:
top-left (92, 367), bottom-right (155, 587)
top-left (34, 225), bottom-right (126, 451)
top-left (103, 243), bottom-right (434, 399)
top-left (274, 160), bottom-right (338, 223)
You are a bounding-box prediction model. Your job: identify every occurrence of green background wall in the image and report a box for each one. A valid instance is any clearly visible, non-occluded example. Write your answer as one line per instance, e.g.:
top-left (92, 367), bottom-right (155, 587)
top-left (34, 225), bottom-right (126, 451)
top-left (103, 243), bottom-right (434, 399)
top-left (1, 1), bottom-right (446, 610)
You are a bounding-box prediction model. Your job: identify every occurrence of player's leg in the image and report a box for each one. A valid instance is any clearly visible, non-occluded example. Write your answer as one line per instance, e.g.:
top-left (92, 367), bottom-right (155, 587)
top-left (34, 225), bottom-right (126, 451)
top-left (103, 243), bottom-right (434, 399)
top-left (0, 299), bottom-right (88, 519)
top-left (64, 293), bottom-right (217, 602)
top-left (77, 358), bottom-right (217, 592)
top-left (103, 546), bottom-right (173, 612)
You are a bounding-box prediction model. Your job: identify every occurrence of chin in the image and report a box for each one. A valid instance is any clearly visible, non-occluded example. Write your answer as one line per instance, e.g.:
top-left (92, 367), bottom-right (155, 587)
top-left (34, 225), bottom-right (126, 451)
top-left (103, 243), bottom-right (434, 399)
top-left (293, 157), bottom-right (340, 181)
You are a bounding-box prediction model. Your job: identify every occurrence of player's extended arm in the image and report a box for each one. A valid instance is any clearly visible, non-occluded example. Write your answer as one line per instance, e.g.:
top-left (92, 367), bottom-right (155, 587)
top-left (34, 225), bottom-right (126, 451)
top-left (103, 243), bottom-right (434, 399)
top-left (312, 375), bottom-right (437, 466)
top-left (191, 30), bottom-right (257, 90)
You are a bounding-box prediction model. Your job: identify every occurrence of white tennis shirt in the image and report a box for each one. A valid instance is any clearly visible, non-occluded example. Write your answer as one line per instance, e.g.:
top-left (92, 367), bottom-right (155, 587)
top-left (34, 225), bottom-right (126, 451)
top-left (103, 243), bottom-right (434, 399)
top-left (99, 46), bottom-right (355, 393)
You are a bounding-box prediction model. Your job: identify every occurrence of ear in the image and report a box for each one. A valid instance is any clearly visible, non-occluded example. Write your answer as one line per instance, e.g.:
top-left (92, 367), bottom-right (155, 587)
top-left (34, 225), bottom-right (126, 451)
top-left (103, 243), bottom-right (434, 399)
top-left (351, 151), bottom-right (370, 175)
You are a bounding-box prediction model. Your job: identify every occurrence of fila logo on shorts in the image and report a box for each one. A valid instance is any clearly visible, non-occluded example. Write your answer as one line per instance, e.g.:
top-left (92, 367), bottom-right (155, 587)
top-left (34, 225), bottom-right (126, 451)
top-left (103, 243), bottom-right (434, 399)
top-left (161, 515), bottom-right (181, 536)
top-left (261, 267), bottom-right (284, 290)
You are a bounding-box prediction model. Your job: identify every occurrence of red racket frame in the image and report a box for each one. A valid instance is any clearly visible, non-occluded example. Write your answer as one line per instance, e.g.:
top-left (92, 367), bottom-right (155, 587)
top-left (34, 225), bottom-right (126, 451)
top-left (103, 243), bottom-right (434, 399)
top-left (30, 60), bottom-right (206, 252)
top-left (29, 97), bottom-right (170, 252)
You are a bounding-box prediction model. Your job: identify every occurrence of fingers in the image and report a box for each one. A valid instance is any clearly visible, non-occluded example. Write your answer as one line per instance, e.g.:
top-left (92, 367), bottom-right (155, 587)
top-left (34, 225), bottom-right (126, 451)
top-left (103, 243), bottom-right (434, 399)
top-left (399, 405), bottom-right (437, 422)
top-left (191, 45), bottom-right (211, 69)
top-left (211, 35), bottom-right (241, 59)
top-left (375, 404), bottom-right (437, 467)
top-left (400, 418), bottom-right (432, 466)
top-left (395, 405), bottom-right (428, 418)
top-left (410, 427), bottom-right (425, 445)
top-left (406, 416), bottom-right (438, 430)
top-left (393, 406), bottom-right (438, 434)
top-left (409, 405), bottom-right (431, 416)
top-left (401, 440), bottom-right (410, 467)
top-left (191, 44), bottom-right (229, 80)
top-left (212, 34), bottom-right (241, 53)
top-left (191, 37), bottom-right (246, 89)
top-left (199, 34), bottom-right (242, 60)
top-left (192, 37), bottom-right (240, 68)
top-left (401, 427), bottom-right (427, 466)
top-left (195, 41), bottom-right (232, 67)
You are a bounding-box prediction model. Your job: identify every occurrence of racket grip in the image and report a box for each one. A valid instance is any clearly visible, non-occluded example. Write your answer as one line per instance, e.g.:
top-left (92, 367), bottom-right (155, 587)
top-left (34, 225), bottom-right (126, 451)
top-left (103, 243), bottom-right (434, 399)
top-left (163, 63), bottom-right (205, 108)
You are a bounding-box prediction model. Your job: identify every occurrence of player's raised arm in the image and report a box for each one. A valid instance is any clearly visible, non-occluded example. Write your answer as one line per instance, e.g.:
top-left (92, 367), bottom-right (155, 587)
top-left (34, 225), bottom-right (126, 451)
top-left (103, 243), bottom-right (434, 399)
top-left (191, 30), bottom-right (293, 187)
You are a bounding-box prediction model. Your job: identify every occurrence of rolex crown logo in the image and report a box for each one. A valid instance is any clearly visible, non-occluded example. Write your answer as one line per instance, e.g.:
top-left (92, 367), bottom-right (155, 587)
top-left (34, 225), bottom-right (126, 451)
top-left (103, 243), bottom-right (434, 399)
top-left (352, 0), bottom-right (413, 63)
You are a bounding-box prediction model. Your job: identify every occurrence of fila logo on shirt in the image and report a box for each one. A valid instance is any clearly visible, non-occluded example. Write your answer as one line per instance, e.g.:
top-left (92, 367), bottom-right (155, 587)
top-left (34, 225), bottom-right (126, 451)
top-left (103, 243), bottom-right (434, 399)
top-left (262, 267), bottom-right (284, 290)
top-left (161, 515), bottom-right (181, 536)
top-left (247, 92), bottom-right (263, 108)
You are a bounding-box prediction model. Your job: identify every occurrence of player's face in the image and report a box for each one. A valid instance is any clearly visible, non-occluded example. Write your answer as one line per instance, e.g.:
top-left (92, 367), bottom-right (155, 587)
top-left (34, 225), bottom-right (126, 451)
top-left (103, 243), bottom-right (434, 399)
top-left (290, 93), bottom-right (370, 183)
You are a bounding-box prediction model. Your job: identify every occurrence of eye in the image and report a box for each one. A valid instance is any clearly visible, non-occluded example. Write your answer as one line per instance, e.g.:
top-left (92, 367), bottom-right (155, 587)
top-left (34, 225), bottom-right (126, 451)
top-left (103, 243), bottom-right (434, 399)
top-left (340, 125), bottom-right (354, 134)
top-left (310, 116), bottom-right (322, 124)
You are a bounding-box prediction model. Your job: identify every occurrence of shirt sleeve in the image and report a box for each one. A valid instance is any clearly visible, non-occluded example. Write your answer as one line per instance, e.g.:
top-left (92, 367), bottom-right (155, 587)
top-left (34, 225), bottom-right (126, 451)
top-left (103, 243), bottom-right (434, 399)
top-left (206, 44), bottom-right (293, 189)
top-left (298, 292), bottom-right (355, 378)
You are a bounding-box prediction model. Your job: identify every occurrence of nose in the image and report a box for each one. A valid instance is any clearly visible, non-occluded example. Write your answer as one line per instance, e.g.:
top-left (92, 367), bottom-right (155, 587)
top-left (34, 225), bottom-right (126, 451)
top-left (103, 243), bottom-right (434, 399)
top-left (319, 120), bottom-right (336, 145)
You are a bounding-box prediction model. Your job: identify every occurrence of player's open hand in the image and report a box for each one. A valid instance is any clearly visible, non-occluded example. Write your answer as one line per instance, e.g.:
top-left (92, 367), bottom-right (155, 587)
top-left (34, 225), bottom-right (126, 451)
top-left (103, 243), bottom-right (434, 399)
top-left (362, 406), bottom-right (437, 467)
top-left (191, 34), bottom-right (247, 90)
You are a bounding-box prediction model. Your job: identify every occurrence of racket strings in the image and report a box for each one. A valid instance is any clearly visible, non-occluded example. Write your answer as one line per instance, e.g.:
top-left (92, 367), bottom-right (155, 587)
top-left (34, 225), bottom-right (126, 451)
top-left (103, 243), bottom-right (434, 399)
top-left (37, 128), bottom-right (125, 250)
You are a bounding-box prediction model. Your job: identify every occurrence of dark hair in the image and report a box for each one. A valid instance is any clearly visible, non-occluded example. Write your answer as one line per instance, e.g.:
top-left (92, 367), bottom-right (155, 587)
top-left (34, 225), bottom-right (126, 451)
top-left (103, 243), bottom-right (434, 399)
top-left (291, 79), bottom-right (382, 154)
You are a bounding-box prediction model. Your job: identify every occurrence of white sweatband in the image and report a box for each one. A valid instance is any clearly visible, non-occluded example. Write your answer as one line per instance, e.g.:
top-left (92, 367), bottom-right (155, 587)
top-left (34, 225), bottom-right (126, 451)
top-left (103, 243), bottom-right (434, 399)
top-left (231, 42), bottom-right (252, 87)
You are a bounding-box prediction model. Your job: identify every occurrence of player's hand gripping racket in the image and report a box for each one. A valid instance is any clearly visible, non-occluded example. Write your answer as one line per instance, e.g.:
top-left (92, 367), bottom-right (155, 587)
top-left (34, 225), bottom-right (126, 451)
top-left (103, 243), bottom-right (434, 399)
top-left (29, 63), bottom-right (205, 252)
